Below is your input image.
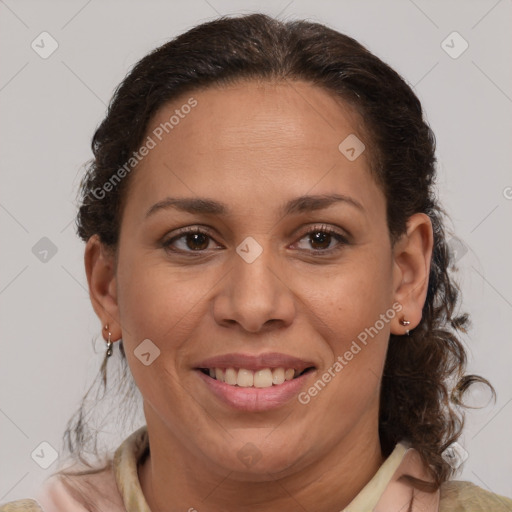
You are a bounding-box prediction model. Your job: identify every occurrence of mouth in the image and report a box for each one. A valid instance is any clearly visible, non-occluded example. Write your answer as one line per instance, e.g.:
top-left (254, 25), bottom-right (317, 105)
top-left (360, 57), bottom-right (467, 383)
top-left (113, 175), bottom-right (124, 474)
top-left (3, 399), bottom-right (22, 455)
top-left (197, 366), bottom-right (316, 388)
top-left (193, 353), bottom-right (317, 412)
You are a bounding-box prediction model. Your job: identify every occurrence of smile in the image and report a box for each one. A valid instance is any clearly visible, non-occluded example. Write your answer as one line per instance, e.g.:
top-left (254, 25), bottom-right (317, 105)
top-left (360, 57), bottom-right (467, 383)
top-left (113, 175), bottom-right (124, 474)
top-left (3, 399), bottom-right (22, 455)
top-left (199, 366), bottom-right (315, 388)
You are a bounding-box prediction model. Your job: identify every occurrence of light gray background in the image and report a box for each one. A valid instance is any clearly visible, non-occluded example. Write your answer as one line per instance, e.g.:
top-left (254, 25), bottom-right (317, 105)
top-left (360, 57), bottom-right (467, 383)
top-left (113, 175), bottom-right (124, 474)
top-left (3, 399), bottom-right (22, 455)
top-left (1, 0), bottom-right (511, 504)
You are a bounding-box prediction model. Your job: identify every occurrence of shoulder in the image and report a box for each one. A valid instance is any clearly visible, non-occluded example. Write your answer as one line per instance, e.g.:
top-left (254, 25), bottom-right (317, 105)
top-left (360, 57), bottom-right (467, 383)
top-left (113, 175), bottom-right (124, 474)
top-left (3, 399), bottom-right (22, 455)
top-left (0, 499), bottom-right (44, 511)
top-left (440, 480), bottom-right (512, 511)
top-left (0, 472), bottom-right (96, 512)
top-left (0, 465), bottom-right (123, 512)
top-left (36, 466), bottom-right (124, 512)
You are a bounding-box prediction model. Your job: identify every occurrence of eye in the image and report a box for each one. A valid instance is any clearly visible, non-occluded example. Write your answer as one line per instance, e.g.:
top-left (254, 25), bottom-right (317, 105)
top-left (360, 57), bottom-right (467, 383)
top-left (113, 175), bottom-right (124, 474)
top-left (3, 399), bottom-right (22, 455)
top-left (293, 224), bottom-right (349, 253)
top-left (162, 226), bottom-right (221, 254)
top-left (162, 224), bottom-right (349, 256)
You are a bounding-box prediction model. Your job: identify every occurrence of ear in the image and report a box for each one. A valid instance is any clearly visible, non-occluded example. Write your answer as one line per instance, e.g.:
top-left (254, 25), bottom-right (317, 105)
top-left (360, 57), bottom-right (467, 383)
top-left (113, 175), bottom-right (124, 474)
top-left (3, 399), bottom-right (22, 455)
top-left (390, 213), bottom-right (434, 335)
top-left (84, 234), bottom-right (122, 342)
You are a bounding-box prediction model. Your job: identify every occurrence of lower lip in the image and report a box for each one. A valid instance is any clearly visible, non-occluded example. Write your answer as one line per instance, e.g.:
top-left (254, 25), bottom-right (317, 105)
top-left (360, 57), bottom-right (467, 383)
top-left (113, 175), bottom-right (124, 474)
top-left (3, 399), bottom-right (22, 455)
top-left (195, 369), bottom-right (315, 412)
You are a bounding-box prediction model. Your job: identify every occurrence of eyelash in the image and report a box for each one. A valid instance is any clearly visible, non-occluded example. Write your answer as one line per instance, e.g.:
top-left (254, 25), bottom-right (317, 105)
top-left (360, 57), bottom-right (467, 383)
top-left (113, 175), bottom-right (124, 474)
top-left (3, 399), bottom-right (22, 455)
top-left (161, 224), bottom-right (349, 256)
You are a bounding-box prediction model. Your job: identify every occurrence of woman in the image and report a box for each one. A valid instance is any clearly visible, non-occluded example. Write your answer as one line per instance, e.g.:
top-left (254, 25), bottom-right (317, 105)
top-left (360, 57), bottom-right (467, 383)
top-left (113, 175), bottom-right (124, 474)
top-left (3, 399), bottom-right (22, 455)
top-left (2, 13), bottom-right (511, 512)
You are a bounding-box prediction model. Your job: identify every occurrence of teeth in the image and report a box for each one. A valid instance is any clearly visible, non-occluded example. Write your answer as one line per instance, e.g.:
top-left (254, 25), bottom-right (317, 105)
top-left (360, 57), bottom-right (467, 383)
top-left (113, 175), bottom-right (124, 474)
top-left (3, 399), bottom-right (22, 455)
top-left (272, 367), bottom-right (285, 385)
top-left (215, 368), bottom-right (225, 382)
top-left (225, 367), bottom-right (238, 385)
top-left (254, 369), bottom-right (273, 388)
top-left (205, 367), bottom-right (306, 387)
top-left (237, 368), bottom-right (254, 387)
top-left (285, 368), bottom-right (295, 381)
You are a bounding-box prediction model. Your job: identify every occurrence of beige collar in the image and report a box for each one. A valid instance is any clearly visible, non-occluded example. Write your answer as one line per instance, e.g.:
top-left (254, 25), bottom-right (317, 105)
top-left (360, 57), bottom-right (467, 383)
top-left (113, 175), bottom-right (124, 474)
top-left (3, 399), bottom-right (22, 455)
top-left (355, 442), bottom-right (440, 511)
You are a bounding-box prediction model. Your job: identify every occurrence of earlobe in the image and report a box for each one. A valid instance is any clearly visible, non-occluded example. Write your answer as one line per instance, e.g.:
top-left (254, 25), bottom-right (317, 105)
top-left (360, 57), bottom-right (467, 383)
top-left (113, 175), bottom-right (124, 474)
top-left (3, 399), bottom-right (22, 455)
top-left (84, 234), bottom-right (121, 340)
top-left (390, 213), bottom-right (434, 336)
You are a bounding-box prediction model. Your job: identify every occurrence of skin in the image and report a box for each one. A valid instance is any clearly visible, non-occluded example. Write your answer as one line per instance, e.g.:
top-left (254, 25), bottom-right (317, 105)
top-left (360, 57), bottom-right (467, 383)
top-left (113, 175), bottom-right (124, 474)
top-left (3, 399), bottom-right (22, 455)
top-left (85, 80), bottom-right (433, 512)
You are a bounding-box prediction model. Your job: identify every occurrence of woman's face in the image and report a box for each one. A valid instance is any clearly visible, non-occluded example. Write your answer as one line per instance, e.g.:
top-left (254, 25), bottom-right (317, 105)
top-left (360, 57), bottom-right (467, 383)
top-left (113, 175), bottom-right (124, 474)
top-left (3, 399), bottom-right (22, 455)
top-left (89, 80), bottom-right (430, 478)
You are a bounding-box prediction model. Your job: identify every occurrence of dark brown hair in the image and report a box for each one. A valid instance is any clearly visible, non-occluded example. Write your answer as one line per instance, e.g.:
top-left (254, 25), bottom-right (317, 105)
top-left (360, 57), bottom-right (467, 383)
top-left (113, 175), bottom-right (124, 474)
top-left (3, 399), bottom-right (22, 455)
top-left (57, 13), bottom-right (494, 498)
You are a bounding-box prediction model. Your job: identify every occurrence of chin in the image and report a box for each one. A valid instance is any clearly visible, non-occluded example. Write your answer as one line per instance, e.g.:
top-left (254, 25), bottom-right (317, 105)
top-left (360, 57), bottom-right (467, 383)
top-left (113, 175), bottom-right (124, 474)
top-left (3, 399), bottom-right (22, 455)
top-left (208, 442), bottom-right (307, 480)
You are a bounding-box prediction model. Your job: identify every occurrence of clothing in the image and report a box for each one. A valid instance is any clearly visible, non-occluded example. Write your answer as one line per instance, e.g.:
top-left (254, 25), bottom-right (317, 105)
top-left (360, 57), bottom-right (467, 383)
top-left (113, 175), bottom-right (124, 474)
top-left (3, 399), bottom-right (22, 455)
top-left (1, 426), bottom-right (511, 511)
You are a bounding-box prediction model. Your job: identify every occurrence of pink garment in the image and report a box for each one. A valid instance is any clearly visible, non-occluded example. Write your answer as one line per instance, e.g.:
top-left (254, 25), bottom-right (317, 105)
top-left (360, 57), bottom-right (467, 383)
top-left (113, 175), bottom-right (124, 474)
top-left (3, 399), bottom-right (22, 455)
top-left (34, 465), bottom-right (124, 512)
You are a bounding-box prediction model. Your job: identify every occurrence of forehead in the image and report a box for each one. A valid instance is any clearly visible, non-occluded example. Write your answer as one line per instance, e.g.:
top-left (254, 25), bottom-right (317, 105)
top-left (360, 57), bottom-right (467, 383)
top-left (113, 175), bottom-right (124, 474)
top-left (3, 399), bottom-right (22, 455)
top-left (149, 79), bottom-right (365, 154)
top-left (124, 79), bottom-right (383, 220)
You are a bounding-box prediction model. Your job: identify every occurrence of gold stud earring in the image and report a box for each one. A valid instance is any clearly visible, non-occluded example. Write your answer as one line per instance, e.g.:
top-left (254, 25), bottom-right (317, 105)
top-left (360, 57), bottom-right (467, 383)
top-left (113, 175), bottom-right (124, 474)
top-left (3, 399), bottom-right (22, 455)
top-left (399, 317), bottom-right (411, 336)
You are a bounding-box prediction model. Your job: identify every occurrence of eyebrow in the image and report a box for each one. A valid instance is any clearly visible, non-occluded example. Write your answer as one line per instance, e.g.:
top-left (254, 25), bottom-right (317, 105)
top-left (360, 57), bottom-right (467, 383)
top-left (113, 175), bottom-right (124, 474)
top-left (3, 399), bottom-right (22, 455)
top-left (145, 193), bottom-right (364, 219)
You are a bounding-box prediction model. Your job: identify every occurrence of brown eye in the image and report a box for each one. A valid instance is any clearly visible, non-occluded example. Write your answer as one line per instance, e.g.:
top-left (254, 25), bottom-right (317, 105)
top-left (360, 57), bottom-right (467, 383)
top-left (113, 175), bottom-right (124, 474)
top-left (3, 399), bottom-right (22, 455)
top-left (182, 232), bottom-right (210, 251)
top-left (163, 227), bottom-right (219, 254)
top-left (309, 231), bottom-right (333, 250)
top-left (294, 224), bottom-right (349, 254)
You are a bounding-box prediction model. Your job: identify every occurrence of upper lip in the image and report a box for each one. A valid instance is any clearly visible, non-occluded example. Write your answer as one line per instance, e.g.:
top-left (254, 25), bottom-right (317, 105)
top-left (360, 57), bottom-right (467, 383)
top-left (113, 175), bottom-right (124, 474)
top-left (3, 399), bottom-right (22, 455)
top-left (194, 352), bottom-right (316, 372)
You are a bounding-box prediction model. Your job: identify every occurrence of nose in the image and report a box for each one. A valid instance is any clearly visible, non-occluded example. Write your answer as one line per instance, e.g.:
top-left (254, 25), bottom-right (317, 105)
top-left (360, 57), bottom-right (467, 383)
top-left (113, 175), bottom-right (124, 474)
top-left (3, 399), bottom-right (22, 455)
top-left (212, 243), bottom-right (296, 334)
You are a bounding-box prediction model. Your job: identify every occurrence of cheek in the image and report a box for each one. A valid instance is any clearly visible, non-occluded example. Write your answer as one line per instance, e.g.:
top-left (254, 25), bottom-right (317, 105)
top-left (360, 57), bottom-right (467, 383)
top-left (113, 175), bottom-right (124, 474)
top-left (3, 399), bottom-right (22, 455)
top-left (115, 256), bottom-right (203, 411)
top-left (301, 286), bottom-right (390, 439)
top-left (307, 250), bottom-right (393, 341)
top-left (116, 250), bottom-right (210, 344)
top-left (303, 250), bottom-right (393, 396)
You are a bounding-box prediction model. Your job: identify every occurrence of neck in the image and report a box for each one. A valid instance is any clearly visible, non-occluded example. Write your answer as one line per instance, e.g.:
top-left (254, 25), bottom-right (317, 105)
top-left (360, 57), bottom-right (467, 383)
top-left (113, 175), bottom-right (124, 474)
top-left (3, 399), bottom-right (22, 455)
top-left (138, 420), bottom-right (385, 512)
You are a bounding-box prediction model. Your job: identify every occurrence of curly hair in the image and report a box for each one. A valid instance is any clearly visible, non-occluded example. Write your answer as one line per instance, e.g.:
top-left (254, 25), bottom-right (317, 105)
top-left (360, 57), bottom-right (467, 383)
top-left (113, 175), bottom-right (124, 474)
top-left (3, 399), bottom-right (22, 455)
top-left (57, 13), bottom-right (494, 495)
